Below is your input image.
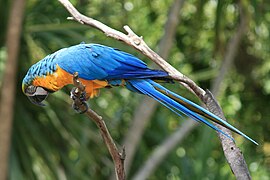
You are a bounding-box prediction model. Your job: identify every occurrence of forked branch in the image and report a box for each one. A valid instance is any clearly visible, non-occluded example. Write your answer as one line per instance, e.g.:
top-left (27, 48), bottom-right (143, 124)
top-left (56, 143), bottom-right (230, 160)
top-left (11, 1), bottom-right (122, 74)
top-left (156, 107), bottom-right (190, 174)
top-left (58, 0), bottom-right (253, 179)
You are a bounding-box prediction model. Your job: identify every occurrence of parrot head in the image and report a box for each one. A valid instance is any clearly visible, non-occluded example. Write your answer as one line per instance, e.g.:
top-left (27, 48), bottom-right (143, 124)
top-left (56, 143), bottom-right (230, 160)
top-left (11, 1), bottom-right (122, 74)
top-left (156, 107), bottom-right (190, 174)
top-left (22, 54), bottom-right (58, 106)
top-left (22, 83), bottom-right (49, 106)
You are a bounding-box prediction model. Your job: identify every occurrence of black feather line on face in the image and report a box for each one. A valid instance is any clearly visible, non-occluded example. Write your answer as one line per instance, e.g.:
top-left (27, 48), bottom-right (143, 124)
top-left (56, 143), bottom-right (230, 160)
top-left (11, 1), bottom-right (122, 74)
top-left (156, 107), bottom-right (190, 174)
top-left (25, 85), bottom-right (37, 95)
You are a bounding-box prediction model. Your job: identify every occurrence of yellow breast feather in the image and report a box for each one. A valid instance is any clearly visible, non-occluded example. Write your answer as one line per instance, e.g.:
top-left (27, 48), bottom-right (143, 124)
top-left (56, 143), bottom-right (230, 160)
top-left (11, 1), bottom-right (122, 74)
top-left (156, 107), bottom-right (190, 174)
top-left (33, 65), bottom-right (108, 98)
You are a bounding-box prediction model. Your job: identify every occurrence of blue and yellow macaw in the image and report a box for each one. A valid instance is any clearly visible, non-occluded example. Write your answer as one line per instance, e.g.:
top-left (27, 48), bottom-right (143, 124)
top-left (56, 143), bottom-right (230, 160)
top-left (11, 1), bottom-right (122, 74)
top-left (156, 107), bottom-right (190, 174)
top-left (22, 43), bottom-right (257, 145)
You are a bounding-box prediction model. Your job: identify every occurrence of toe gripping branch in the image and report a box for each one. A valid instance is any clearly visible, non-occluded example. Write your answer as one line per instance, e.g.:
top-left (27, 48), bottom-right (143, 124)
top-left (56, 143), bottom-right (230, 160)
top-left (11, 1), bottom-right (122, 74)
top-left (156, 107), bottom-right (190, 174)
top-left (70, 72), bottom-right (88, 114)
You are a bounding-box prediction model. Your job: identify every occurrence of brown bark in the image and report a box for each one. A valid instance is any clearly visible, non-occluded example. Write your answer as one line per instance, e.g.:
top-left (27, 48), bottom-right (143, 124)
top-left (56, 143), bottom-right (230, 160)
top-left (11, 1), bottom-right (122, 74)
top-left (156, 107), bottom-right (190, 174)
top-left (71, 73), bottom-right (125, 180)
top-left (0, 0), bottom-right (26, 179)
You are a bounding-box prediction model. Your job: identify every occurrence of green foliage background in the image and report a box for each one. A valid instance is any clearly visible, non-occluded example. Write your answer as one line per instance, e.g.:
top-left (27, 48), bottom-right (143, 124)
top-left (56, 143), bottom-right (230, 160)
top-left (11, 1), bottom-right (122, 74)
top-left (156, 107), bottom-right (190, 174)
top-left (0, 0), bottom-right (269, 179)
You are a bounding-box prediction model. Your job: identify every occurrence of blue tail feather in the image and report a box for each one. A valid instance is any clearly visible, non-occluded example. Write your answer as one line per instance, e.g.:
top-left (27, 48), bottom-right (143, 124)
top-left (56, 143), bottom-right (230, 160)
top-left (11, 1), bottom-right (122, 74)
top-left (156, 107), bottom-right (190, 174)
top-left (127, 79), bottom-right (258, 145)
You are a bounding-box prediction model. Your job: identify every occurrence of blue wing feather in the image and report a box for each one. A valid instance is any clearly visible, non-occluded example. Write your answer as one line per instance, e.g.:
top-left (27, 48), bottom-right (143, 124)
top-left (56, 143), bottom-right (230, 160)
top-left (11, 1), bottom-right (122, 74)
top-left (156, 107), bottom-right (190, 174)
top-left (55, 44), bottom-right (168, 80)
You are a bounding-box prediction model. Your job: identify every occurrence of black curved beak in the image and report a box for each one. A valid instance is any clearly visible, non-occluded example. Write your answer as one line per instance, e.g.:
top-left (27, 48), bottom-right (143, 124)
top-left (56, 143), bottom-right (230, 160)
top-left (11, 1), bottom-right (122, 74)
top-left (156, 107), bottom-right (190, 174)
top-left (27, 94), bottom-right (48, 106)
top-left (24, 86), bottom-right (49, 106)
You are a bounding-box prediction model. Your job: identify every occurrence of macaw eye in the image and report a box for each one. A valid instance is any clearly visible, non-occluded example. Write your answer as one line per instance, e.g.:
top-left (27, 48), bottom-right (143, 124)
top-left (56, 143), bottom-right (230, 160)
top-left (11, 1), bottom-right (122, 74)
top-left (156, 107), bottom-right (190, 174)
top-left (25, 85), bottom-right (37, 95)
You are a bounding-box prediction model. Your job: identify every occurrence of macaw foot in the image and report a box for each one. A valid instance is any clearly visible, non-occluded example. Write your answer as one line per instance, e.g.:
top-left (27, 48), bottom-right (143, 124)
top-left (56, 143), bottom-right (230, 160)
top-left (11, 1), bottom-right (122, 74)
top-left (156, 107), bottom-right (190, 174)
top-left (70, 87), bottom-right (88, 101)
top-left (70, 87), bottom-right (88, 114)
top-left (72, 101), bottom-right (88, 114)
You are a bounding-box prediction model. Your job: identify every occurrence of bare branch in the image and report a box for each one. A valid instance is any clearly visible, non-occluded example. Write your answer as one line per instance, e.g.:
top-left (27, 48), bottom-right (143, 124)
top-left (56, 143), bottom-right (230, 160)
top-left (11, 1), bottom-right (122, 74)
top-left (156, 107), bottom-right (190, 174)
top-left (58, 0), bottom-right (253, 179)
top-left (71, 73), bottom-right (125, 180)
top-left (204, 90), bottom-right (251, 180)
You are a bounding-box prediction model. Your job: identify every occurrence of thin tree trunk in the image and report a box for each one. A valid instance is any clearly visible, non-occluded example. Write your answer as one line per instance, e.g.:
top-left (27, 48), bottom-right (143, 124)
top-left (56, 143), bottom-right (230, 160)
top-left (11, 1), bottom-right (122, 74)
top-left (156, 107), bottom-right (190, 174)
top-left (0, 0), bottom-right (25, 179)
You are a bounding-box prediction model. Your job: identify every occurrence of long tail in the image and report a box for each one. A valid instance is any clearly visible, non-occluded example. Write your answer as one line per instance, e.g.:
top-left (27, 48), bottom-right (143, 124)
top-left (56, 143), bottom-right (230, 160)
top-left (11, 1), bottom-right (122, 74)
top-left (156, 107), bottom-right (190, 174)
top-left (126, 79), bottom-right (258, 145)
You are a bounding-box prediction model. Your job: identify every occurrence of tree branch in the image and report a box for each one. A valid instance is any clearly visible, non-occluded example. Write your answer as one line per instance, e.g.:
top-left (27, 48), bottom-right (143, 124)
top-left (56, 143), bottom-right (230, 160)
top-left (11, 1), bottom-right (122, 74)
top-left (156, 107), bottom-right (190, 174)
top-left (58, 0), bottom-right (253, 179)
top-left (204, 90), bottom-right (251, 180)
top-left (71, 72), bottom-right (125, 180)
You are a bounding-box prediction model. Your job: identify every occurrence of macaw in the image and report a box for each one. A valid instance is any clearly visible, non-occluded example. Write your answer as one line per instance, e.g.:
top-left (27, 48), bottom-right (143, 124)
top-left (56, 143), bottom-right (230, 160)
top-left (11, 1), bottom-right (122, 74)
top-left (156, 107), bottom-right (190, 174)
top-left (22, 43), bottom-right (257, 145)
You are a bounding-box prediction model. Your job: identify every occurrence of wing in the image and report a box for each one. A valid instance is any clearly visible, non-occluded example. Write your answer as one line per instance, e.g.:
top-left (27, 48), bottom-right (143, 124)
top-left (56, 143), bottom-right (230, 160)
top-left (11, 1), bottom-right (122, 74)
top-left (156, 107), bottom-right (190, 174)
top-left (55, 43), bottom-right (168, 81)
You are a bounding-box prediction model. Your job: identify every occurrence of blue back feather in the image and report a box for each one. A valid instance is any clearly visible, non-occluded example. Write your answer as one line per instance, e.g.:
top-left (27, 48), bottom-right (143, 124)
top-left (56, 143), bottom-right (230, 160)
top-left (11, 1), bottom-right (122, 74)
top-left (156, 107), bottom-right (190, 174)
top-left (23, 43), bottom-right (168, 84)
top-left (55, 44), bottom-right (168, 80)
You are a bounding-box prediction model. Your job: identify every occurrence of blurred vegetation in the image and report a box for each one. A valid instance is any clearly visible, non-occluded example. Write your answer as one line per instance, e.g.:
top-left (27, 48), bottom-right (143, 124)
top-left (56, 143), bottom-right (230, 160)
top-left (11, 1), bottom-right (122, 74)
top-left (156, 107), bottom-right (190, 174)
top-left (0, 0), bottom-right (270, 179)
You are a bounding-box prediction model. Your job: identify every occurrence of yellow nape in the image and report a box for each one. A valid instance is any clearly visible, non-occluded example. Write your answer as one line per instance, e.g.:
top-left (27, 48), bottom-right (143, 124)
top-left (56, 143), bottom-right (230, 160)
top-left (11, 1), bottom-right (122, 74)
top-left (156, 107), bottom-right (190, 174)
top-left (33, 65), bottom-right (73, 91)
top-left (32, 65), bottom-right (108, 98)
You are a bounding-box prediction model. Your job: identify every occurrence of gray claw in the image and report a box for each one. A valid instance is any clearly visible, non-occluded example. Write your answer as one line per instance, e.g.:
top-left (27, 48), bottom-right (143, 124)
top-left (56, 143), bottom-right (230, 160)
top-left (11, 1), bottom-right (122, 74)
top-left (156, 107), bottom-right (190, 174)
top-left (70, 88), bottom-right (88, 114)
